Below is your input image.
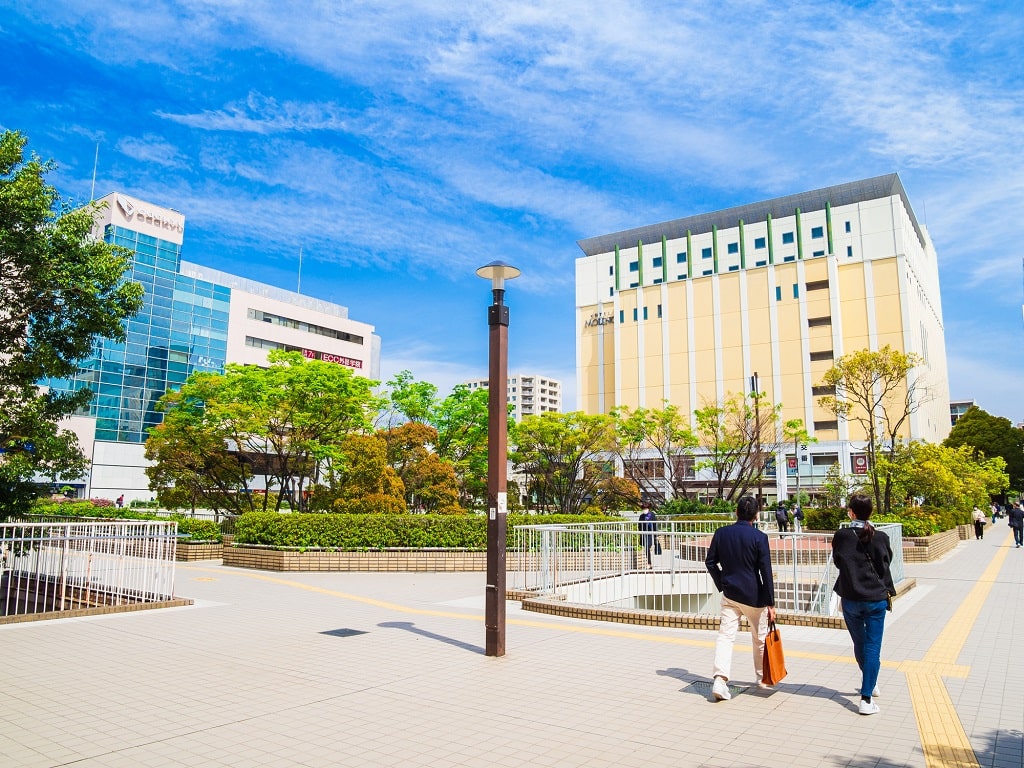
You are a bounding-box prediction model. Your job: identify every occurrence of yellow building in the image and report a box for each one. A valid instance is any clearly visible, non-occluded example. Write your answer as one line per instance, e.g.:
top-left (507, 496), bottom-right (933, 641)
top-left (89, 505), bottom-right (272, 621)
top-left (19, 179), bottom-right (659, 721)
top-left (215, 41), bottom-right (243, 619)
top-left (576, 174), bottom-right (950, 499)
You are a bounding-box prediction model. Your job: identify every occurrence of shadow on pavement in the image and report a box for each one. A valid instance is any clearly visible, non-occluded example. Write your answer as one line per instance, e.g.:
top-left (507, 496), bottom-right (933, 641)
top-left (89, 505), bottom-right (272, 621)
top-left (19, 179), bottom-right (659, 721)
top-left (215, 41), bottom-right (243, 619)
top-left (378, 620), bottom-right (485, 654)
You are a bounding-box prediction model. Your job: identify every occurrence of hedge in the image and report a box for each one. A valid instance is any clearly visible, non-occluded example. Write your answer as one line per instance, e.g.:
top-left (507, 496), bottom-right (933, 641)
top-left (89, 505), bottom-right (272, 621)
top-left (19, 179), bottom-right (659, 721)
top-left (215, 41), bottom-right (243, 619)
top-left (803, 505), bottom-right (970, 537)
top-left (24, 500), bottom-right (222, 542)
top-left (232, 512), bottom-right (622, 550)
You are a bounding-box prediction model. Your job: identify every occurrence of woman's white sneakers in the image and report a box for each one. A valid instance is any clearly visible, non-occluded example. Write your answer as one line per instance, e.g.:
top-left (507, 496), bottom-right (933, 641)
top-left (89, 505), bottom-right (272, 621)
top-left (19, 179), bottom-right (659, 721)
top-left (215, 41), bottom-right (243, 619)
top-left (859, 699), bottom-right (880, 715)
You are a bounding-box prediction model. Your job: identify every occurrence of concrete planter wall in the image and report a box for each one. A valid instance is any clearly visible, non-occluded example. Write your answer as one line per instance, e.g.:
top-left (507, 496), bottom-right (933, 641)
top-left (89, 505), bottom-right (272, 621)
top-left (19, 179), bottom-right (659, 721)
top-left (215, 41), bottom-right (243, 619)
top-left (175, 541), bottom-right (224, 561)
top-left (902, 528), bottom-right (961, 562)
top-left (223, 544), bottom-right (488, 572)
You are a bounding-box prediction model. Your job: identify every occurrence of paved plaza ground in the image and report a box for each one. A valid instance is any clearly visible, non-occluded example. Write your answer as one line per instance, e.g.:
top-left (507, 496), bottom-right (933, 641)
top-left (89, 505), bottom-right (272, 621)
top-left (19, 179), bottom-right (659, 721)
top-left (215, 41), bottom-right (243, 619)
top-left (1, 523), bottom-right (1022, 768)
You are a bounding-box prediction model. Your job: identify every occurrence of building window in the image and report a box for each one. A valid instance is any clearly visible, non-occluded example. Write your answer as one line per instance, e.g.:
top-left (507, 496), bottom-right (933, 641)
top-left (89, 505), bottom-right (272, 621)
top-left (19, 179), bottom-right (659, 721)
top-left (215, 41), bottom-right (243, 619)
top-left (809, 350), bottom-right (835, 361)
top-left (847, 245), bottom-right (853, 257)
top-left (727, 242), bottom-right (739, 254)
top-left (812, 250), bottom-right (825, 257)
top-left (806, 280), bottom-right (829, 291)
top-left (775, 287), bottom-right (782, 301)
top-left (783, 255), bottom-right (796, 262)
top-left (703, 269), bottom-right (714, 276)
top-left (653, 277), bottom-right (662, 284)
top-left (608, 266), bottom-right (614, 275)
top-left (609, 287), bottom-right (614, 296)
top-left (813, 420), bottom-right (839, 431)
top-left (845, 221), bottom-right (851, 233)
top-left (811, 226), bottom-right (824, 239)
top-left (677, 274), bottom-right (687, 280)
top-left (657, 304), bottom-right (662, 318)
top-left (619, 310), bottom-right (624, 323)
top-left (808, 316), bottom-right (832, 328)
top-left (754, 237), bottom-right (766, 249)
top-left (629, 282), bottom-right (639, 288)
top-left (247, 309), bottom-right (364, 345)
top-left (677, 251), bottom-right (687, 263)
top-left (728, 265), bottom-right (739, 271)
top-left (811, 385), bottom-right (836, 396)
top-left (755, 260), bottom-right (767, 267)
top-left (652, 256), bottom-right (662, 268)
top-left (782, 232), bottom-right (795, 245)
top-left (702, 247), bottom-right (713, 259)
top-left (629, 261), bottom-right (639, 272)
top-left (633, 308), bottom-right (638, 321)
top-left (642, 306), bottom-right (648, 320)
top-left (792, 283), bottom-right (799, 298)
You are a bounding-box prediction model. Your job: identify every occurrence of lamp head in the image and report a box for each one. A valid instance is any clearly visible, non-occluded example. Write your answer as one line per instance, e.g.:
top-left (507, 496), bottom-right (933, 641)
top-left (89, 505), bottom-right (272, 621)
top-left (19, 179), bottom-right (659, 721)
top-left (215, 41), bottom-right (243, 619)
top-left (476, 260), bottom-right (521, 291)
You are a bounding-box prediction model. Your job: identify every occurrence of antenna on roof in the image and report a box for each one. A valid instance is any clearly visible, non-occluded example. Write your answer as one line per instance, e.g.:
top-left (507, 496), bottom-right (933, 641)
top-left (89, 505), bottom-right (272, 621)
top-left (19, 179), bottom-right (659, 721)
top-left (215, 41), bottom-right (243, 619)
top-left (297, 246), bottom-right (303, 295)
top-left (89, 142), bottom-right (99, 201)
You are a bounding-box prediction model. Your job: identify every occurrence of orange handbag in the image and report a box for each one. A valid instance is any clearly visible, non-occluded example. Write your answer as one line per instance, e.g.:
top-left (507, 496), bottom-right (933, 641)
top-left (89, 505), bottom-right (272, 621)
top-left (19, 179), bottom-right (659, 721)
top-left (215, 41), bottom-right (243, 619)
top-left (762, 621), bottom-right (788, 686)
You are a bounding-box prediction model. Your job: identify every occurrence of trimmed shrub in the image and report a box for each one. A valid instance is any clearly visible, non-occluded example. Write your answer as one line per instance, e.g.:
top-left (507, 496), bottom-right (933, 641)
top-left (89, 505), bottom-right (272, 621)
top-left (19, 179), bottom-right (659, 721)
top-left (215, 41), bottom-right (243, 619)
top-left (232, 512), bottom-right (619, 550)
top-left (26, 499), bottom-right (221, 541)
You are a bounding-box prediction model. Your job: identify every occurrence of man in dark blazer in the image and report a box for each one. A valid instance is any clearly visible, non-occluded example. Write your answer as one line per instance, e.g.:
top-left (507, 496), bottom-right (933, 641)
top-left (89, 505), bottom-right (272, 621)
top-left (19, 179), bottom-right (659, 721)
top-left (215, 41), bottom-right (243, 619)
top-left (705, 495), bottom-right (776, 701)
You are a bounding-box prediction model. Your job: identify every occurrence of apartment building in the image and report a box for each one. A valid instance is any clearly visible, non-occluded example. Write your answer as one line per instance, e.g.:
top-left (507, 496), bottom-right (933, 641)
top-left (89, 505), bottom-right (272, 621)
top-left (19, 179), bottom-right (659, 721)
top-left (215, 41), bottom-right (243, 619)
top-left (465, 374), bottom-right (562, 421)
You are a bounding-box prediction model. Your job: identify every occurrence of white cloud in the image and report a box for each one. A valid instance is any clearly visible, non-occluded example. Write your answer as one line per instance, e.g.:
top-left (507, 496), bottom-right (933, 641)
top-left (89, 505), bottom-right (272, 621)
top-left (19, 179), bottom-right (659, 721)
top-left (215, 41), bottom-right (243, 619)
top-left (116, 135), bottom-right (186, 168)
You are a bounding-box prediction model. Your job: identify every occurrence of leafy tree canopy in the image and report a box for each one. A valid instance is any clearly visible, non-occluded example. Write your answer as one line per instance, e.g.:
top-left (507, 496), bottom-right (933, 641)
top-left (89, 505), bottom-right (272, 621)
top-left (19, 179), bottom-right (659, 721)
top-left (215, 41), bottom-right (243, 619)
top-left (944, 406), bottom-right (1024, 493)
top-left (0, 130), bottom-right (143, 512)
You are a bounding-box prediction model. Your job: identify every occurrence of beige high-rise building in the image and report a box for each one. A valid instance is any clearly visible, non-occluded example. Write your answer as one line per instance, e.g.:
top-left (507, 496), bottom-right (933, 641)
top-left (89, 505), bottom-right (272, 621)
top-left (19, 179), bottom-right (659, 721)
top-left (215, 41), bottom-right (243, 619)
top-left (575, 174), bottom-right (951, 500)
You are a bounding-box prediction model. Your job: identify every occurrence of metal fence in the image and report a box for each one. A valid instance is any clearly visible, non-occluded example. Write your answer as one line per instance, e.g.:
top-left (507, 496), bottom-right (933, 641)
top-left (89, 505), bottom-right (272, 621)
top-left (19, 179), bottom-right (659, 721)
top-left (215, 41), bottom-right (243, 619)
top-left (0, 520), bottom-right (179, 619)
top-left (510, 520), bottom-right (904, 619)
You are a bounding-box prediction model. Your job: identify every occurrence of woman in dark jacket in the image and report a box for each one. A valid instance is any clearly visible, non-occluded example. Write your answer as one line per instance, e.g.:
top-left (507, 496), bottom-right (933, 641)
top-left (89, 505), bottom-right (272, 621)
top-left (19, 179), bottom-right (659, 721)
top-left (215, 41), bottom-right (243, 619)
top-left (832, 493), bottom-right (896, 716)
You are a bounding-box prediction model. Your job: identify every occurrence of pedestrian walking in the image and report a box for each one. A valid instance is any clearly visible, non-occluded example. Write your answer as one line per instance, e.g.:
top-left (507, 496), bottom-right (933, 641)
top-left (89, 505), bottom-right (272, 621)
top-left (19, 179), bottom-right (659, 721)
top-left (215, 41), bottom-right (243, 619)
top-left (972, 506), bottom-right (986, 540)
top-left (1008, 501), bottom-right (1024, 548)
top-left (638, 504), bottom-right (661, 567)
top-left (792, 505), bottom-right (804, 534)
top-left (705, 495), bottom-right (776, 701)
top-left (116, 495), bottom-right (124, 509)
top-left (832, 493), bottom-right (895, 716)
top-left (775, 504), bottom-right (790, 533)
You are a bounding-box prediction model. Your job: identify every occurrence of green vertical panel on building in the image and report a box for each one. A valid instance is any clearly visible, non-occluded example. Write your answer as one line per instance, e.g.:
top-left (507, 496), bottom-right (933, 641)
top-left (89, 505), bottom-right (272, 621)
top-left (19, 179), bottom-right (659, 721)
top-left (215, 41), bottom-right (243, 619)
top-left (661, 235), bottom-right (668, 283)
top-left (637, 240), bottom-right (644, 286)
top-left (766, 215), bottom-right (774, 264)
top-left (614, 245), bottom-right (621, 291)
top-left (712, 225), bottom-right (719, 273)
top-left (738, 220), bottom-right (746, 269)
top-left (686, 230), bottom-right (693, 279)
top-left (795, 208), bottom-right (804, 260)
top-left (825, 201), bottom-right (834, 255)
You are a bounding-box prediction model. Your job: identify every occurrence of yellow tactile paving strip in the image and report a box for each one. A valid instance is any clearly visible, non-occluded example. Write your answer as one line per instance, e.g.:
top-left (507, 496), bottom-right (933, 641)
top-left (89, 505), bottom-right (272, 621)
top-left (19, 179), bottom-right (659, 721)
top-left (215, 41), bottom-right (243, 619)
top-left (187, 529), bottom-right (1014, 767)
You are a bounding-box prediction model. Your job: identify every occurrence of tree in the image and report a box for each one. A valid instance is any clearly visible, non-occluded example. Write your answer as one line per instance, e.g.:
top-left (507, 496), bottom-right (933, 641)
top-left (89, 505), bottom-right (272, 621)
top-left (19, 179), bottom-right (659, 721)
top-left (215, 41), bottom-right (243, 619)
top-left (895, 442), bottom-right (1008, 512)
top-left (429, 384), bottom-right (490, 506)
top-left (146, 351), bottom-right (381, 513)
top-left (509, 412), bottom-right (614, 515)
top-left (379, 370), bottom-right (438, 428)
top-left (0, 130), bottom-right (143, 512)
top-left (782, 418), bottom-right (816, 506)
top-left (381, 421), bottom-right (463, 514)
top-left (944, 406), bottom-right (1024, 493)
top-left (818, 345), bottom-right (926, 514)
top-left (610, 403), bottom-right (698, 502)
top-left (693, 393), bottom-right (783, 501)
top-left (311, 433), bottom-right (406, 514)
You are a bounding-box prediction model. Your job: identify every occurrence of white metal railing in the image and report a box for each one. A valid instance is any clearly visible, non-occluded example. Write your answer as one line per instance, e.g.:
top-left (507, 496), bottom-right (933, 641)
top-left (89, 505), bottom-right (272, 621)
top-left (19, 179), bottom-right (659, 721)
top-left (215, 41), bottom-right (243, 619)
top-left (0, 521), bottom-right (179, 619)
top-left (510, 520), bottom-right (904, 618)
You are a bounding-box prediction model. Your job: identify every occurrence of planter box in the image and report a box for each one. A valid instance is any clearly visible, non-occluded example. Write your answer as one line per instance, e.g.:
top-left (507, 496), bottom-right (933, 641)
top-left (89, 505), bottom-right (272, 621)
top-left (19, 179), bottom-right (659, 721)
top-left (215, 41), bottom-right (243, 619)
top-left (902, 528), bottom-right (961, 562)
top-left (175, 541), bottom-right (224, 561)
top-left (223, 544), bottom-right (487, 572)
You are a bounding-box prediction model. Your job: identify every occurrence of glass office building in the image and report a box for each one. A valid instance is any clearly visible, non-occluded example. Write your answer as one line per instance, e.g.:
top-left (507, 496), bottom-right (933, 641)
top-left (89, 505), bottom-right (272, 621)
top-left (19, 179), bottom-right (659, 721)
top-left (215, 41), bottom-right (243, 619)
top-left (47, 225), bottom-right (230, 443)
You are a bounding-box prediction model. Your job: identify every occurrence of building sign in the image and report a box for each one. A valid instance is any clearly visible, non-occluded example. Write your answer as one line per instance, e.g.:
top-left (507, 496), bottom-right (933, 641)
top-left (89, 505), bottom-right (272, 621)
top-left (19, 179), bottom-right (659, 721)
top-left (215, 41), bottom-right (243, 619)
top-left (786, 456), bottom-right (797, 476)
top-left (584, 311), bottom-right (614, 328)
top-left (301, 348), bottom-right (362, 369)
top-left (852, 454), bottom-right (868, 474)
top-left (115, 194), bottom-right (185, 234)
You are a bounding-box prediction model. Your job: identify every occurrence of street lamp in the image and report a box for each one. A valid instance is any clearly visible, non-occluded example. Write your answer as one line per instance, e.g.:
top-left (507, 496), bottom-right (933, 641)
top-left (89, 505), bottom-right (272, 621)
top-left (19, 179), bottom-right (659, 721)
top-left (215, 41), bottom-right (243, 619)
top-left (475, 259), bottom-right (520, 657)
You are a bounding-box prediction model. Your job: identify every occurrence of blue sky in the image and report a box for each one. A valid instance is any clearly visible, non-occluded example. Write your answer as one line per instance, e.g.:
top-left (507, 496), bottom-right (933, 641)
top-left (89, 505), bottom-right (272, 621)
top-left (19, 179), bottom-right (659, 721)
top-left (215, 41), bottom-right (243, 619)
top-left (2, 1), bottom-right (1022, 423)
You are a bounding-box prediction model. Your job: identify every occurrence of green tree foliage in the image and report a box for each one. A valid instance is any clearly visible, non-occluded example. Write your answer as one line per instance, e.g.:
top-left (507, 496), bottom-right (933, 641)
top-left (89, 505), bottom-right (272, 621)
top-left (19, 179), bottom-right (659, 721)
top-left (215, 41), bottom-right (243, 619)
top-left (0, 130), bottom-right (143, 512)
top-left (818, 345), bottom-right (925, 514)
top-left (510, 412), bottom-right (614, 515)
top-left (610, 403), bottom-right (698, 501)
top-left (380, 369), bottom-right (438, 427)
top-left (429, 383), bottom-right (490, 506)
top-left (146, 351), bottom-right (381, 514)
top-left (944, 406), bottom-right (1024, 493)
top-left (891, 442), bottom-right (1008, 512)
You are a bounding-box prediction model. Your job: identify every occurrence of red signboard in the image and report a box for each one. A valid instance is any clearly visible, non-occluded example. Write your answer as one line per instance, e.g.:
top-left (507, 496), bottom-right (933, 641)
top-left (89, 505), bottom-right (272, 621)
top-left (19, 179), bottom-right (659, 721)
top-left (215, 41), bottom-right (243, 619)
top-left (852, 455), bottom-right (867, 474)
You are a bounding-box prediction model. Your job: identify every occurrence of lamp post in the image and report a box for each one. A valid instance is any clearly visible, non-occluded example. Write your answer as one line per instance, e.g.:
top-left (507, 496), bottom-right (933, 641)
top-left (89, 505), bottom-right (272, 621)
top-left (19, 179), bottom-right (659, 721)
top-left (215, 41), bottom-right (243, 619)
top-left (476, 260), bottom-right (520, 657)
